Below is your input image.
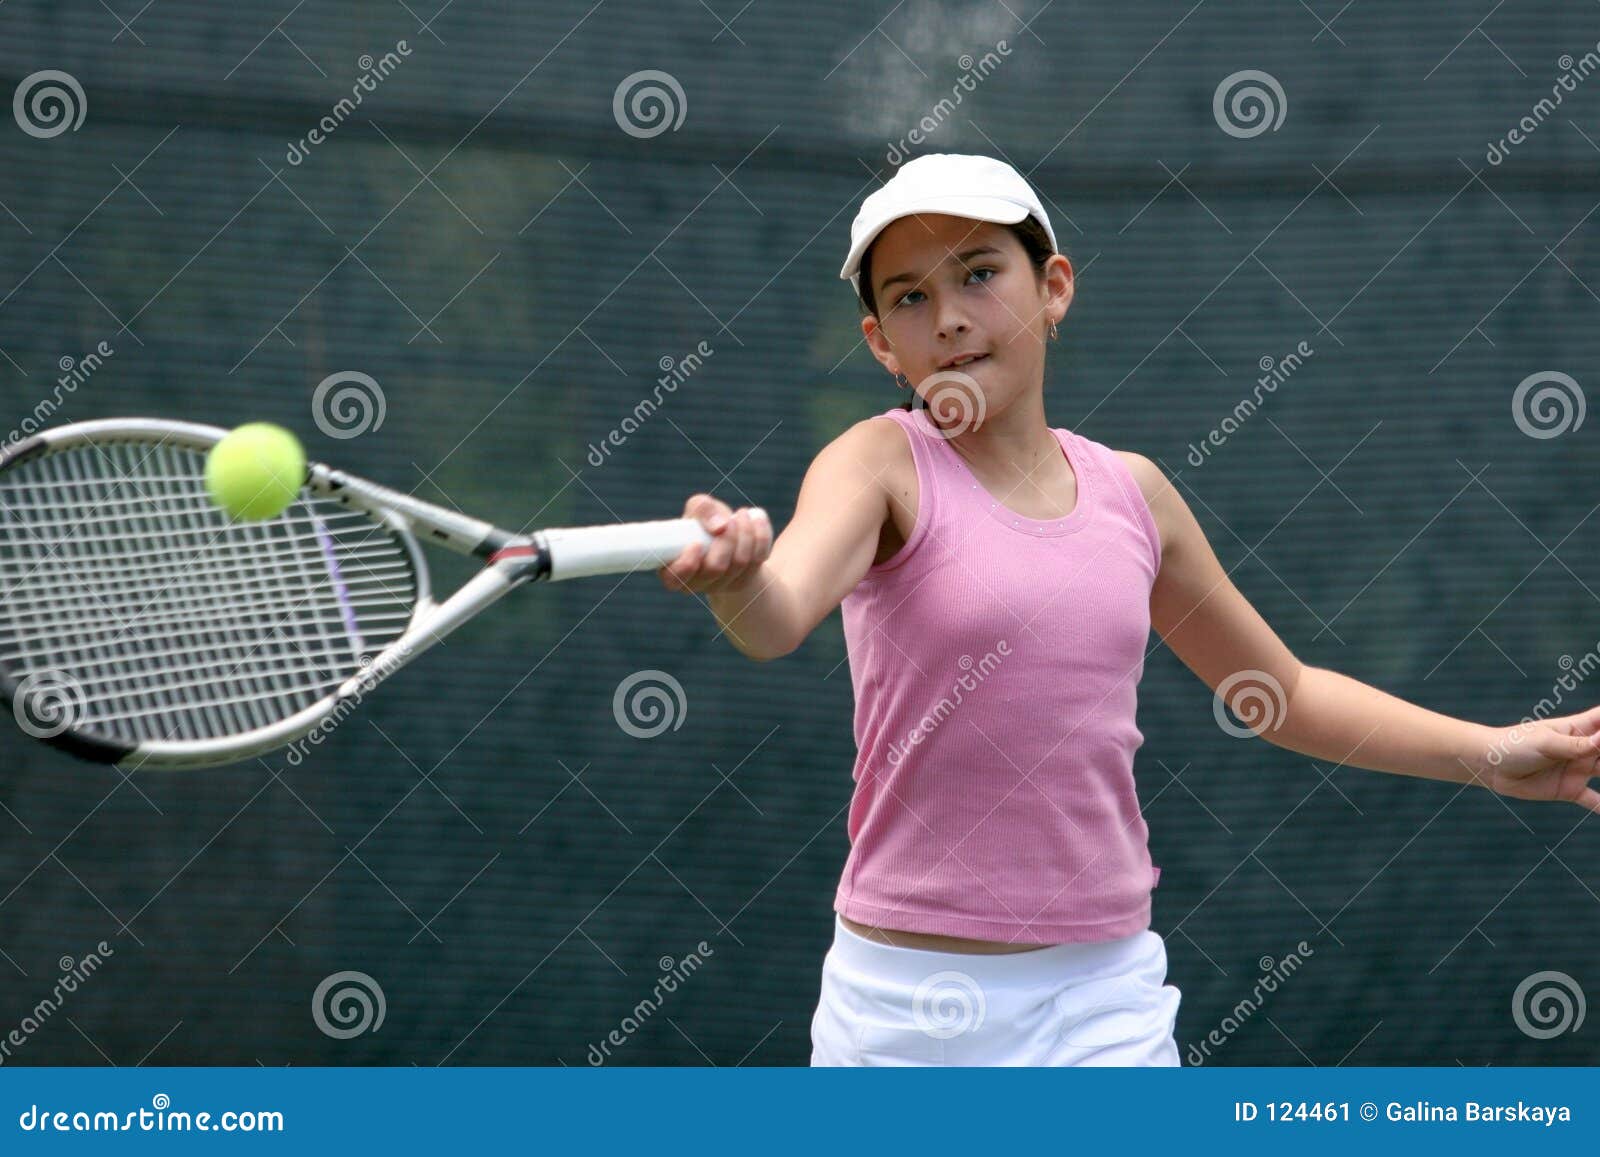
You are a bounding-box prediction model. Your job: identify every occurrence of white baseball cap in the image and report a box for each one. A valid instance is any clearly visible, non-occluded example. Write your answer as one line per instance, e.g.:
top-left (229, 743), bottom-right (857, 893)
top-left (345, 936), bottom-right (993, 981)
top-left (840, 153), bottom-right (1058, 294)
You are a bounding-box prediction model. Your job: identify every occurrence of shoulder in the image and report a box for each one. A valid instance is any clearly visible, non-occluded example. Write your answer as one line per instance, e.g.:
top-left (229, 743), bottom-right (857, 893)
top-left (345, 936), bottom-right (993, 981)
top-left (1109, 449), bottom-right (1172, 558)
top-left (823, 412), bottom-right (913, 475)
top-left (804, 413), bottom-right (911, 496)
top-left (1110, 449), bottom-right (1164, 508)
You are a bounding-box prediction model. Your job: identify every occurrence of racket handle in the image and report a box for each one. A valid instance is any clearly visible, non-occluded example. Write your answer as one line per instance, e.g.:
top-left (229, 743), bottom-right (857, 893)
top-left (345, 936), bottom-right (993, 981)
top-left (537, 515), bottom-right (727, 582)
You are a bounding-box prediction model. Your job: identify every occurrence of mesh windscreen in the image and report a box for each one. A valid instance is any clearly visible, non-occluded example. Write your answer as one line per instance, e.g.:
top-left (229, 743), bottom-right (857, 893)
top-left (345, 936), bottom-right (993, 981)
top-left (1, 0), bottom-right (1597, 1065)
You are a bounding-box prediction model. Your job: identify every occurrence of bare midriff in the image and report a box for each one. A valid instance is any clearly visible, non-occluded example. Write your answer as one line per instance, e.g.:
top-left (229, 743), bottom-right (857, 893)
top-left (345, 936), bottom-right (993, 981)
top-left (839, 914), bottom-right (1053, 954)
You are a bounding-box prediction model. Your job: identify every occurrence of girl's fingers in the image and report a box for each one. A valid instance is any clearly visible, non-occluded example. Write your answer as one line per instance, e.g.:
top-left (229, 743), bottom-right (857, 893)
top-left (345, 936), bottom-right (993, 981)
top-left (661, 541), bottom-right (704, 591)
top-left (1574, 732), bottom-right (1600, 759)
top-left (732, 510), bottom-right (754, 568)
top-left (662, 502), bottom-right (769, 594)
top-left (703, 521), bottom-right (737, 574)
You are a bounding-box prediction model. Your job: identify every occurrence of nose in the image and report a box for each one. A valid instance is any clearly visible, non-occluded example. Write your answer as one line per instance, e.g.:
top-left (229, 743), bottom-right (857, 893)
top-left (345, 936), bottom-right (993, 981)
top-left (934, 298), bottom-right (970, 342)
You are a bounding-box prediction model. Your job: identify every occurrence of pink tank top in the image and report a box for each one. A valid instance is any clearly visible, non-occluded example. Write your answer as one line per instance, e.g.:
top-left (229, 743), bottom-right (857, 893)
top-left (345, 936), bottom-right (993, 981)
top-left (836, 404), bottom-right (1163, 944)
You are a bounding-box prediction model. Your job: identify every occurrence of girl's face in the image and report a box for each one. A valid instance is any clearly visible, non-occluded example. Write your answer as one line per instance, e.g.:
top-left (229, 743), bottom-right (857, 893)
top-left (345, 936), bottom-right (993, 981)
top-left (861, 213), bottom-right (1073, 421)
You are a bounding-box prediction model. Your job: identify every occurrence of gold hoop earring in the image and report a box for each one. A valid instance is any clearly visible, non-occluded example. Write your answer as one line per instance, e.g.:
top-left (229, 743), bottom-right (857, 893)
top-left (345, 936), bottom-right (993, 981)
top-left (1049, 321), bottom-right (1059, 341)
top-left (894, 372), bottom-right (910, 388)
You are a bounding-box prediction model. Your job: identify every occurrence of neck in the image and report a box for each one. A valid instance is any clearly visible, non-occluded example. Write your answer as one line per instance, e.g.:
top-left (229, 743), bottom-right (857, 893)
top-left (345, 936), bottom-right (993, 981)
top-left (931, 390), bottom-right (1058, 477)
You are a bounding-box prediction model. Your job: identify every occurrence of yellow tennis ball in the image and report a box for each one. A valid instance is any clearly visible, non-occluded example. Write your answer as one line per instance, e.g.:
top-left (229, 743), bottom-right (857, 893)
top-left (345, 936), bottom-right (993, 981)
top-left (205, 423), bottom-right (306, 521)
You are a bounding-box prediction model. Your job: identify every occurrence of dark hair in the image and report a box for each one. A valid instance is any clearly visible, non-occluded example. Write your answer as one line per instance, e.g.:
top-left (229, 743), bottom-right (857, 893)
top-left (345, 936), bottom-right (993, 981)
top-left (855, 215), bottom-right (1059, 411)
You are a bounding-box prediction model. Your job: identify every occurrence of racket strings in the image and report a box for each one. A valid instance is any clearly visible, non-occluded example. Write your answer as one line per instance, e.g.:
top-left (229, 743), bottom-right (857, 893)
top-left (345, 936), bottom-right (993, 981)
top-left (57, 442), bottom-right (389, 741)
top-left (0, 440), bottom-right (419, 744)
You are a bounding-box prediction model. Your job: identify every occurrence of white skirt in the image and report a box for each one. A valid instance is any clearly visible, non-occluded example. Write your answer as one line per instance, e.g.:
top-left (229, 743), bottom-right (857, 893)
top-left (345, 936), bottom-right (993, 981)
top-left (810, 914), bottom-right (1181, 1066)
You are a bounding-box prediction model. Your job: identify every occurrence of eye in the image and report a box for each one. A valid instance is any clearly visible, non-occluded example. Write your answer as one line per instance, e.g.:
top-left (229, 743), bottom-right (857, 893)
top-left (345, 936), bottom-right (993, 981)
top-left (895, 288), bottom-right (926, 307)
top-left (967, 266), bottom-right (996, 285)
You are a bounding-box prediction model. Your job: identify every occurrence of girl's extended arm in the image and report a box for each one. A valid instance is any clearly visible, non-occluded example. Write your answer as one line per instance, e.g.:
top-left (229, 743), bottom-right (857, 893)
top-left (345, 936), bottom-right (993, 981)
top-left (1266, 665), bottom-right (1503, 785)
top-left (1121, 452), bottom-right (1600, 811)
top-left (661, 418), bottom-right (896, 661)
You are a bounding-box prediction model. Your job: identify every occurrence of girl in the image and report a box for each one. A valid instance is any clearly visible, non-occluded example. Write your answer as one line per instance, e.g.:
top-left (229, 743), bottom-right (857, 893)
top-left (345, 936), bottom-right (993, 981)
top-left (657, 153), bottom-right (1600, 1067)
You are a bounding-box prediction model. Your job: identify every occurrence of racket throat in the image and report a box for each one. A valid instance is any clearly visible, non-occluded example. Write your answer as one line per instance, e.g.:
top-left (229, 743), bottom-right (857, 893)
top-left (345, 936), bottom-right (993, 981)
top-left (486, 540), bottom-right (551, 582)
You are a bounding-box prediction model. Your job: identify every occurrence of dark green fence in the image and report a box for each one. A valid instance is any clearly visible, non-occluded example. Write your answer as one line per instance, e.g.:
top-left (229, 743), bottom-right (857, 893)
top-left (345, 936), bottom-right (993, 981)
top-left (1, 0), bottom-right (1597, 1064)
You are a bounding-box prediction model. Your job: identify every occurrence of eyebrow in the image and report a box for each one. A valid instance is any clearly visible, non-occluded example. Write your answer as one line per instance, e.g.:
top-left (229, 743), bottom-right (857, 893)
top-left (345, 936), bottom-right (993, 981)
top-left (877, 246), bottom-right (1004, 296)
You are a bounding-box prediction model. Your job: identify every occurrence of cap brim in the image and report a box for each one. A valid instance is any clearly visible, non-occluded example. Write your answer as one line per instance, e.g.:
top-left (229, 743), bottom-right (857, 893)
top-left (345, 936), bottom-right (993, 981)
top-left (841, 196), bottom-right (1035, 287)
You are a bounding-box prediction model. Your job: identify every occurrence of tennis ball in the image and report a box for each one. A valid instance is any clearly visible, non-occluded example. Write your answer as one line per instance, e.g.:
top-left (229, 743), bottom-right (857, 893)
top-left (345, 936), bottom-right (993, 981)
top-left (205, 422), bottom-right (306, 521)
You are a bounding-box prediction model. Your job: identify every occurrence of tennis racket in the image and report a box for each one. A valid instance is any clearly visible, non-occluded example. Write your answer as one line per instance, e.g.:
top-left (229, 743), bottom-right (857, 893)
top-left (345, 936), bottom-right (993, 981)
top-left (0, 417), bottom-right (726, 770)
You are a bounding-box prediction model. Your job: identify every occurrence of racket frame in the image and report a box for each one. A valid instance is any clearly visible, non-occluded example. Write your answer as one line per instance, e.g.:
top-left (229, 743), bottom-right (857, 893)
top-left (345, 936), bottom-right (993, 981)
top-left (0, 418), bottom-right (711, 770)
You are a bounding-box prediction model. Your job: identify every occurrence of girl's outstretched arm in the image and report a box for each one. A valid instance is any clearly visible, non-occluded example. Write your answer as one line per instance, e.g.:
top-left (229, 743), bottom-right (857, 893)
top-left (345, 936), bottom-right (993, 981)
top-left (660, 418), bottom-right (896, 661)
top-left (1118, 452), bottom-right (1600, 814)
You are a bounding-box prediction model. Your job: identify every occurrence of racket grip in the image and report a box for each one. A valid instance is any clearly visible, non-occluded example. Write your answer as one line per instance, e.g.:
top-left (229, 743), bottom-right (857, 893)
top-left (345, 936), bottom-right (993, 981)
top-left (537, 515), bottom-right (727, 582)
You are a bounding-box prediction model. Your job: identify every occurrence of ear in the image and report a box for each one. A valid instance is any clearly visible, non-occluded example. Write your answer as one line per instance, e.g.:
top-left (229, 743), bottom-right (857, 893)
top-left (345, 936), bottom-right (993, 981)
top-left (862, 314), bottom-right (901, 377)
top-left (1041, 252), bottom-right (1074, 329)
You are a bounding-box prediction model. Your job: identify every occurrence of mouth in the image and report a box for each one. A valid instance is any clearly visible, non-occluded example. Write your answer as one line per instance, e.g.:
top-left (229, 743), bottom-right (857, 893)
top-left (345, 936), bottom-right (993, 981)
top-left (937, 352), bottom-right (989, 371)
